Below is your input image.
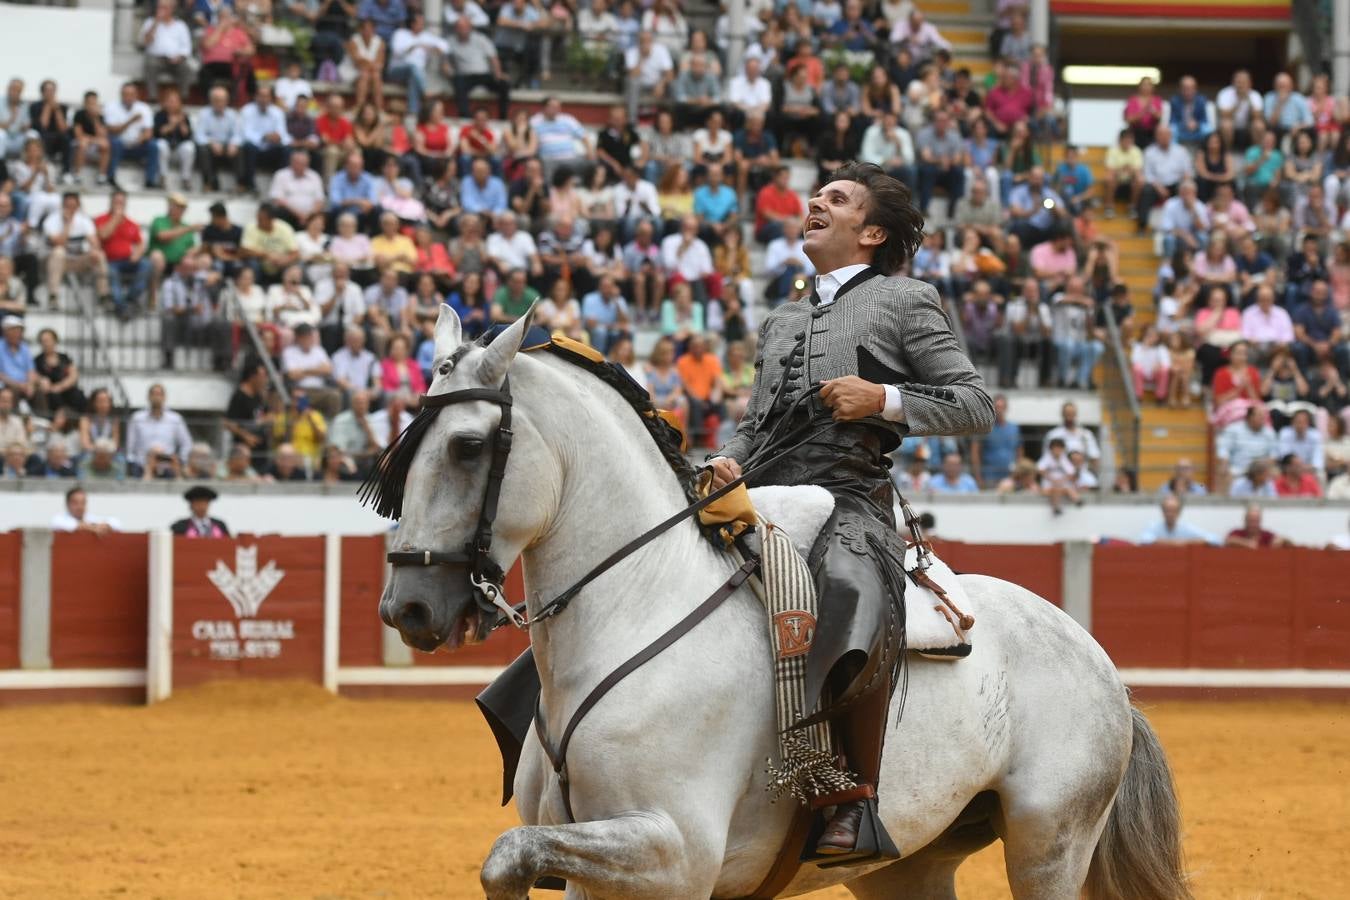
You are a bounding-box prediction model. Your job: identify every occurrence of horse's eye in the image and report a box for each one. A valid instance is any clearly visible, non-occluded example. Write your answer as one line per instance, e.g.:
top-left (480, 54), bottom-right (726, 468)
top-left (453, 436), bottom-right (486, 461)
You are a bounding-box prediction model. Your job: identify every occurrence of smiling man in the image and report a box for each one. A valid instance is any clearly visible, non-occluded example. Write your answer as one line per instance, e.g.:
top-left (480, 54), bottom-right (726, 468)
top-left (709, 161), bottom-right (993, 857)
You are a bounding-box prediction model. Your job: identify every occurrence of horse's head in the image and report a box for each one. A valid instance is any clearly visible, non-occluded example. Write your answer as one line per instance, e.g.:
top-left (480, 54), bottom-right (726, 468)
top-left (378, 303), bottom-right (552, 652)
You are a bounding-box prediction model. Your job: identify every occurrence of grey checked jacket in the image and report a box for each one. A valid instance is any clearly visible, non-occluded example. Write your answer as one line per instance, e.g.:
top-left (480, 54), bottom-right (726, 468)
top-left (719, 271), bottom-right (995, 463)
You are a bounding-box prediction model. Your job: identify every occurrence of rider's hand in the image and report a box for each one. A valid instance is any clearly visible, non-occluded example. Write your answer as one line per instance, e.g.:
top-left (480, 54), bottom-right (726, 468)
top-left (708, 456), bottom-right (742, 490)
top-left (820, 376), bottom-right (886, 422)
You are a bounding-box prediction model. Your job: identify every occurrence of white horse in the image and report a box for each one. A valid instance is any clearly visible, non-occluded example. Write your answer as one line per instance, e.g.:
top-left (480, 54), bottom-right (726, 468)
top-left (380, 305), bottom-right (1190, 900)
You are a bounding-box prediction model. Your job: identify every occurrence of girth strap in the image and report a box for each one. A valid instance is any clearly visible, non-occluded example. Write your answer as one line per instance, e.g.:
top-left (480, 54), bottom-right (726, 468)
top-left (534, 557), bottom-right (761, 823)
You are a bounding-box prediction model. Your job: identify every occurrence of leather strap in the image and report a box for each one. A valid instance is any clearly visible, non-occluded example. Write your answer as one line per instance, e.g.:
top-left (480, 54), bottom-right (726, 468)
top-left (732, 805), bottom-right (812, 900)
top-left (535, 558), bottom-right (760, 823)
top-left (808, 783), bottom-right (876, 810)
top-left (419, 386), bottom-right (513, 409)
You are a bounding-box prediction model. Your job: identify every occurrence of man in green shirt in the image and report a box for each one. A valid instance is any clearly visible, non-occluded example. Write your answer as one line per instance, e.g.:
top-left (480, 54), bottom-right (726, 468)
top-left (491, 267), bottom-right (540, 323)
top-left (148, 192), bottom-right (201, 301)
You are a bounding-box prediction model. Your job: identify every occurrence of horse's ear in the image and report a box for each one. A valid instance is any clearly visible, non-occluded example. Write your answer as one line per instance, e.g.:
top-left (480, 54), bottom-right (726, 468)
top-left (478, 302), bottom-right (538, 386)
top-left (434, 303), bottom-right (462, 359)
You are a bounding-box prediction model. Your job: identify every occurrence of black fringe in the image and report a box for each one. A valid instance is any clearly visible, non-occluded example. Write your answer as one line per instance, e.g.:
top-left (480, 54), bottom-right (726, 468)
top-left (356, 342), bottom-right (701, 520)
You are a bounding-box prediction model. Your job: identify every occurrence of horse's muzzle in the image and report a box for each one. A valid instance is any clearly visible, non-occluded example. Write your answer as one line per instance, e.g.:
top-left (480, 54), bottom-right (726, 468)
top-left (380, 567), bottom-right (478, 653)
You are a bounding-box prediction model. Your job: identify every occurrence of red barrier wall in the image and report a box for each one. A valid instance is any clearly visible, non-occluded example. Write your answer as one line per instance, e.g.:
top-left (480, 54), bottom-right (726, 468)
top-left (339, 535), bottom-right (386, 667)
top-left (1093, 545), bottom-right (1350, 669)
top-left (0, 532), bottom-right (19, 669)
top-left (49, 532), bottom-right (148, 668)
top-left (171, 536), bottom-right (325, 688)
top-left (932, 540), bottom-right (1063, 606)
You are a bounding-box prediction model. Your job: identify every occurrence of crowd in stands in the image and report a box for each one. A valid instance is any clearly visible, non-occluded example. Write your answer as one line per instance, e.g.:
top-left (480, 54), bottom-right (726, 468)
top-left (1, 0), bottom-right (1350, 512)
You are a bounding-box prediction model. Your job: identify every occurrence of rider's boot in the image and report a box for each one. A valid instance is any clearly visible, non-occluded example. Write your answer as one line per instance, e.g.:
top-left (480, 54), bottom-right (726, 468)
top-left (814, 799), bottom-right (866, 855)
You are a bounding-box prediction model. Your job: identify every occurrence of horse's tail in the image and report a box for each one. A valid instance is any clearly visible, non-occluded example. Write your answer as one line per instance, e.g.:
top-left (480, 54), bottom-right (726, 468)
top-left (1084, 705), bottom-right (1193, 900)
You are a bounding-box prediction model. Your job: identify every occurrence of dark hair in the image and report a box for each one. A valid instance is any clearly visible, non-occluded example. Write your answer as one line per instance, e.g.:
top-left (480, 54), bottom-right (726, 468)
top-left (65, 486), bottom-right (85, 503)
top-left (1049, 437), bottom-right (1066, 449)
top-left (823, 161), bottom-right (924, 274)
top-left (239, 360), bottom-right (267, 383)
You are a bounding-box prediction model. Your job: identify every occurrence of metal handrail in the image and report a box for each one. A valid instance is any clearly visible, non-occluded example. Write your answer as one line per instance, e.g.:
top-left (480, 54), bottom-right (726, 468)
top-left (69, 281), bottom-right (132, 410)
top-left (1100, 309), bottom-right (1140, 477)
top-left (224, 291), bottom-right (289, 401)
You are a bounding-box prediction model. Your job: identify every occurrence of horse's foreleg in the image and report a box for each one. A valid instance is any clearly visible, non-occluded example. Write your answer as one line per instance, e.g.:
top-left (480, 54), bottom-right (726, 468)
top-left (480, 812), bottom-right (716, 900)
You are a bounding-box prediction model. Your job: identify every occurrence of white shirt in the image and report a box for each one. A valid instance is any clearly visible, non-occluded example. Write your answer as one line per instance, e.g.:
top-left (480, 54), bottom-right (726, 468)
top-left (104, 98), bottom-right (155, 144)
top-left (315, 279), bottom-right (367, 327)
top-left (624, 44), bottom-right (674, 89)
top-left (485, 230), bottom-right (537, 271)
top-left (816, 264), bottom-right (905, 422)
top-left (444, 0), bottom-right (490, 27)
top-left (726, 74), bottom-right (772, 111)
top-left (764, 237), bottom-right (814, 276)
top-left (390, 27), bottom-right (449, 69)
top-left (140, 16), bottom-right (192, 58)
top-left (659, 232), bottom-right (713, 281)
top-left (281, 342), bottom-right (332, 389)
top-left (1216, 85), bottom-right (1263, 126)
top-left (274, 77), bottom-right (313, 112)
top-left (269, 166), bottom-right (327, 218)
top-left (43, 211), bottom-right (97, 252)
top-left (1045, 423), bottom-right (1101, 461)
top-left (612, 179), bottom-right (661, 220)
top-left (51, 511), bottom-right (122, 532)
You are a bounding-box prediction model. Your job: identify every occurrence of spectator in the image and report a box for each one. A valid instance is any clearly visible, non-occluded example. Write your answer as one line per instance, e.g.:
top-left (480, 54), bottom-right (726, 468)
top-left (1194, 286), bottom-right (1243, 386)
top-left (1230, 457), bottom-right (1278, 498)
top-left (195, 86), bottom-right (243, 193)
top-left (1234, 234), bottom-right (1276, 306)
top-left (1131, 325), bottom-right (1170, 403)
top-left (345, 18), bottom-right (387, 113)
top-left (673, 53), bottom-right (723, 131)
top-left (273, 389), bottom-right (328, 470)
top-left (1286, 235), bottom-right (1329, 306)
top-left (2, 440), bottom-right (28, 479)
top-left (102, 82), bottom-right (162, 193)
top-left (959, 279), bottom-right (1000, 361)
top-left (674, 333), bottom-right (724, 448)
top-left (1159, 458), bottom-right (1208, 496)
top-left (69, 91), bottom-right (112, 187)
top-left (0, 317), bottom-right (36, 404)
top-left (971, 393), bottom-right (1021, 487)
top-left (387, 12), bottom-right (447, 122)
top-left (1216, 69), bottom-right (1263, 149)
top-left (51, 486), bottom-right (120, 533)
top-left (460, 156), bottom-right (508, 218)
top-left (1036, 437), bottom-right (1081, 513)
top-left (660, 214), bottom-right (717, 302)
top-left (77, 437), bottom-right (125, 481)
top-left (269, 149), bottom-right (326, 229)
top-left (1051, 146), bottom-right (1094, 215)
top-left (30, 328), bottom-right (81, 416)
top-left (1263, 72), bottom-right (1313, 138)
top-left (239, 86), bottom-right (291, 195)
top-left (1100, 129), bottom-right (1143, 219)
top-left (28, 80), bottom-right (69, 177)
top-left (370, 211), bottom-right (416, 277)
top-left (1123, 75), bottom-right (1163, 149)
top-left (224, 361), bottom-right (272, 469)
top-left (1241, 284), bottom-right (1294, 363)
top-left (995, 279), bottom-right (1052, 388)
top-left (44, 192), bottom-right (108, 311)
top-left (1050, 277), bottom-right (1103, 390)
top-left (1138, 495), bottom-right (1218, 545)
top-left (1225, 503), bottom-right (1290, 548)
top-left (621, 219), bottom-right (666, 320)
top-left (753, 165), bottom-right (804, 244)
top-left (1262, 348), bottom-right (1316, 430)
top-left (763, 218), bottom-right (813, 305)
top-left (1028, 226), bottom-right (1076, 293)
top-left (379, 332), bottom-right (426, 398)
top-left (1274, 451), bottom-right (1321, 498)
top-left (328, 388), bottom-right (381, 473)
top-left (78, 387), bottom-right (119, 457)
top-left (929, 451), bottom-right (978, 494)
top-left (368, 390), bottom-right (414, 448)
top-left (170, 485), bottom-right (231, 537)
top-left (199, 7), bottom-right (256, 107)
top-left (0, 77), bottom-right (29, 160)
top-left (1293, 280), bottom-right (1349, 376)
top-left (1241, 123), bottom-right (1283, 209)
top-left (126, 383), bottom-right (191, 474)
top-left (914, 108), bottom-right (967, 218)
top-left (1167, 76), bottom-right (1212, 146)
top-left (827, 0), bottom-right (875, 52)
top-left (445, 16), bottom-right (510, 121)
top-left (1045, 400), bottom-right (1100, 466)
top-left (579, 276), bottom-right (630, 354)
top-left (241, 204), bottom-right (300, 286)
top-left (952, 176), bottom-right (1003, 253)
top-left (693, 164), bottom-right (740, 243)
top-left (267, 441), bottom-right (311, 482)
top-left (859, 109), bottom-right (915, 189)
top-left (490, 267), bottom-right (539, 325)
top-left (985, 64), bottom-right (1033, 139)
top-left (329, 323), bottom-right (377, 396)
top-left (1217, 404), bottom-right (1278, 488)
top-left (1137, 124), bottom-right (1190, 232)
top-left (624, 31), bottom-right (675, 116)
top-left (485, 212), bottom-right (540, 280)
top-left (1007, 166), bottom-right (1068, 249)
top-left (532, 97), bottom-right (592, 181)
top-left (1278, 408), bottom-right (1323, 472)
top-left (139, 0), bottom-right (193, 102)
top-left (161, 254), bottom-right (231, 372)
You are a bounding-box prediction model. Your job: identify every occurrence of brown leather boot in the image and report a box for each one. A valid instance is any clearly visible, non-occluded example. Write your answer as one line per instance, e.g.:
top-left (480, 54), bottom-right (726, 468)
top-left (814, 800), bottom-right (865, 855)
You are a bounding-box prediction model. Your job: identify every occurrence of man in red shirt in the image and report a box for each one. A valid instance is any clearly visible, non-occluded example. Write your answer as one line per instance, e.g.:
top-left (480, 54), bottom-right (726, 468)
top-left (1224, 503), bottom-right (1292, 548)
top-left (984, 66), bottom-right (1034, 138)
top-left (94, 190), bottom-right (150, 318)
top-left (1274, 453), bottom-right (1323, 498)
top-left (458, 107), bottom-right (500, 174)
top-left (754, 164), bottom-right (804, 244)
top-left (315, 94), bottom-right (355, 183)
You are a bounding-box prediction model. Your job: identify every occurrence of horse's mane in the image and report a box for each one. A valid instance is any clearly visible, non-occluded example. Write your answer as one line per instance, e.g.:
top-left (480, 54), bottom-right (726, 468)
top-left (358, 335), bottom-right (700, 521)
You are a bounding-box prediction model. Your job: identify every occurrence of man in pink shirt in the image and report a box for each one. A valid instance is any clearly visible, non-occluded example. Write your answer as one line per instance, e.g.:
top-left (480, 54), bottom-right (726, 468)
top-left (1240, 284), bottom-right (1295, 363)
top-left (1207, 183), bottom-right (1255, 243)
top-left (985, 66), bottom-right (1034, 137)
top-left (1029, 230), bottom-right (1078, 294)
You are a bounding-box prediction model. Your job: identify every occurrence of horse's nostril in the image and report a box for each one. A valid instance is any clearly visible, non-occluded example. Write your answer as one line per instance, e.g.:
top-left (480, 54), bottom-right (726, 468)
top-left (397, 600), bottom-right (434, 635)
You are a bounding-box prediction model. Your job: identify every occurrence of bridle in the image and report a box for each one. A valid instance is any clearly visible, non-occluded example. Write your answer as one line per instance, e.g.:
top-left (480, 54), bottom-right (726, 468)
top-left (385, 377), bottom-right (527, 628)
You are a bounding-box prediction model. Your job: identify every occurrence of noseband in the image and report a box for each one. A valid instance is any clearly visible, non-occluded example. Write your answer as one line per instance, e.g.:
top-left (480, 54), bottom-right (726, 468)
top-left (385, 377), bottom-right (526, 627)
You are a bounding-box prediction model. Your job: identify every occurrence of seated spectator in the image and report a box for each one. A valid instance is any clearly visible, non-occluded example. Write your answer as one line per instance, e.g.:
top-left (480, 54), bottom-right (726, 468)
top-left (1286, 235), bottom-right (1329, 306)
top-left (1006, 166), bottom-right (1068, 249)
top-left (660, 214), bottom-right (717, 303)
top-left (1050, 146), bottom-right (1094, 215)
top-left (267, 263), bottom-right (320, 333)
top-left (1294, 184), bottom-right (1337, 252)
top-left (1158, 180), bottom-right (1209, 258)
top-left (1194, 286), bottom-right (1244, 386)
top-left (282, 322), bottom-right (339, 415)
top-left (272, 391), bottom-right (328, 471)
top-left (985, 64), bottom-right (1033, 140)
top-left (69, 91), bottom-right (112, 187)
top-left (387, 12), bottom-right (447, 122)
top-left (1216, 69), bottom-right (1262, 150)
top-left (485, 212), bottom-right (541, 282)
top-left (726, 56), bottom-right (772, 129)
top-left (531, 97), bottom-right (592, 181)
top-left (239, 86), bottom-right (291, 195)
top-left (1230, 457), bottom-right (1278, 498)
top-left (1208, 339), bottom-right (1263, 429)
top-left (1137, 124), bottom-right (1190, 232)
top-left (1158, 458), bottom-right (1208, 496)
top-left (1194, 132), bottom-right (1236, 204)
top-left (161, 253), bottom-right (230, 372)
top-left (674, 334), bottom-right (725, 448)
top-left (995, 280), bottom-right (1052, 388)
top-left (753, 165), bottom-right (804, 244)
top-left (328, 388), bottom-right (382, 474)
top-left (1138, 495), bottom-right (1218, 545)
top-left (242, 204), bottom-right (300, 286)
top-left (195, 86), bottom-right (243, 193)
top-left (672, 53), bottom-right (723, 132)
top-left (1046, 400), bottom-right (1101, 465)
top-left (330, 324), bottom-right (378, 399)
top-left (1292, 280), bottom-right (1349, 376)
top-left (270, 149), bottom-right (326, 229)
top-left (1234, 233), bottom-right (1276, 305)
top-left (44, 192), bottom-right (109, 311)
top-left (1, 440), bottom-right (27, 479)
top-left (51, 486), bottom-right (120, 533)
top-left (267, 441), bottom-right (310, 482)
top-left (223, 361), bottom-right (271, 470)
top-left (28, 80), bottom-right (70, 179)
top-left (624, 31), bottom-right (675, 115)
top-left (1225, 503), bottom-right (1290, 548)
top-left (1131, 325), bottom-right (1170, 403)
top-left (1, 318), bottom-right (36, 404)
top-left (1123, 75), bottom-right (1163, 149)
top-left (77, 437), bottom-right (125, 481)
top-left (1241, 284), bottom-right (1294, 364)
top-left (139, 0), bottom-right (192, 102)
top-left (914, 108), bottom-right (967, 218)
top-left (1277, 408), bottom-right (1323, 473)
top-left (1101, 129), bottom-right (1142, 219)
top-left (1028, 227), bottom-right (1076, 294)
top-left (1036, 437), bottom-right (1081, 514)
top-left (960, 279), bottom-right (1001, 362)
top-left (199, 7), bottom-right (256, 107)
top-left (368, 390), bottom-right (414, 449)
top-left (370, 211), bottom-right (417, 278)
top-left (930, 451), bottom-right (978, 494)
top-left (858, 109), bottom-right (915, 191)
top-left (1168, 75), bottom-right (1212, 146)
top-left (762, 219), bottom-right (812, 306)
top-left (1262, 348), bottom-right (1318, 430)
top-left (1050, 277), bottom-right (1103, 390)
top-left (315, 96), bottom-right (356, 185)
top-left (78, 387), bottom-right (119, 456)
top-left (31, 327), bottom-right (82, 415)
top-left (1217, 404), bottom-right (1277, 490)
top-left (126, 383), bottom-right (191, 476)
top-left (379, 332), bottom-right (426, 399)
top-left (1241, 122), bottom-right (1283, 209)
top-left (182, 442), bottom-right (217, 482)
top-left (579, 276), bottom-right (631, 354)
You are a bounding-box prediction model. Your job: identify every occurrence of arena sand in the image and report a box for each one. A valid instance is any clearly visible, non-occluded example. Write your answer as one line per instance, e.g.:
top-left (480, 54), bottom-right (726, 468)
top-left (1, 682), bottom-right (1346, 899)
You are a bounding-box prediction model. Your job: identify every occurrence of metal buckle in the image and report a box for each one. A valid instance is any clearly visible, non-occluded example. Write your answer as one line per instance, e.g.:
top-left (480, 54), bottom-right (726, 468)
top-left (472, 574), bottom-right (528, 629)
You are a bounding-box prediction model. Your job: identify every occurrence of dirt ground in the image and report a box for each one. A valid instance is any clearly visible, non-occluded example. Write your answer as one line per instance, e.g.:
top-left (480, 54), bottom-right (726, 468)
top-left (1, 683), bottom-right (1346, 900)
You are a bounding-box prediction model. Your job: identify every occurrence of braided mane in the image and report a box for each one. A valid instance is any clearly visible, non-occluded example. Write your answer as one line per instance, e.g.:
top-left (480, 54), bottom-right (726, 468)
top-left (358, 337), bottom-right (699, 520)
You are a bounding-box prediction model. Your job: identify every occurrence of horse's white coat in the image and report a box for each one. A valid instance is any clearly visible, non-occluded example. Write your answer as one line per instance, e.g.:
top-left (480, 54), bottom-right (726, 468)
top-left (386, 306), bottom-right (1148, 899)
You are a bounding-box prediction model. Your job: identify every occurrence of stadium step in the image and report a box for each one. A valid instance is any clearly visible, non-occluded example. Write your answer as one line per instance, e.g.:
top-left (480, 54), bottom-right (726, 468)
top-left (1136, 404), bottom-right (1211, 490)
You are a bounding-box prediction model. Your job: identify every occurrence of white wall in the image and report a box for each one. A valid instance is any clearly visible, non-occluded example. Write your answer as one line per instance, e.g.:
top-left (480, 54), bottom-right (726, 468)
top-left (2, 486), bottom-right (1347, 546)
top-left (2, 4), bottom-right (123, 105)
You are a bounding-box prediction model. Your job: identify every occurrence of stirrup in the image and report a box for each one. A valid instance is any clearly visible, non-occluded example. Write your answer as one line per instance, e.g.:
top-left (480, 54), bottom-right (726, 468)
top-left (800, 795), bottom-right (901, 868)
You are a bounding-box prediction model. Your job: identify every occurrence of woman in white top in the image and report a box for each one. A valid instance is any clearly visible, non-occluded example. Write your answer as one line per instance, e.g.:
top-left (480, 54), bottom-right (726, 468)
top-left (226, 266), bottom-right (268, 324)
top-left (328, 212), bottom-right (376, 284)
top-left (12, 137), bottom-right (60, 228)
top-left (692, 109), bottom-right (733, 179)
top-left (265, 264), bottom-right (320, 335)
top-left (343, 18), bottom-right (386, 111)
top-left (296, 212), bottom-right (333, 285)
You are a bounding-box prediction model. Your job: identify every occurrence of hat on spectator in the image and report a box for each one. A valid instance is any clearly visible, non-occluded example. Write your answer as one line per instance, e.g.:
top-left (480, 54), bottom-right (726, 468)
top-left (184, 485), bottom-right (219, 503)
top-left (1, 315), bottom-right (23, 330)
top-left (168, 192), bottom-right (188, 207)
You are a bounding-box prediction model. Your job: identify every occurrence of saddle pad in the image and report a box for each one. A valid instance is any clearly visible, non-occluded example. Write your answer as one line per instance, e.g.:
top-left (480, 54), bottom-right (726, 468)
top-left (746, 486), bottom-right (973, 659)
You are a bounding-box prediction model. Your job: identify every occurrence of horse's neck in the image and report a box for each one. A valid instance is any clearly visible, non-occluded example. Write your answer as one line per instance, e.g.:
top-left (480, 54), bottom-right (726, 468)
top-left (516, 359), bottom-right (733, 698)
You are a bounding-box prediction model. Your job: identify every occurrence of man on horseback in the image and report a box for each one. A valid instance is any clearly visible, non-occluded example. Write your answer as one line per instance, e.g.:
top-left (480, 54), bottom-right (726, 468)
top-left (708, 161), bottom-right (994, 856)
